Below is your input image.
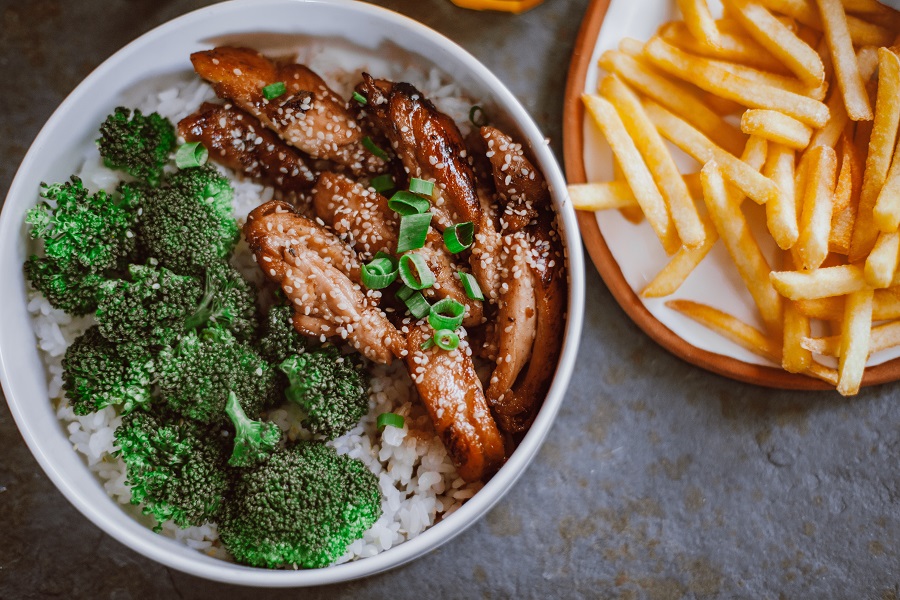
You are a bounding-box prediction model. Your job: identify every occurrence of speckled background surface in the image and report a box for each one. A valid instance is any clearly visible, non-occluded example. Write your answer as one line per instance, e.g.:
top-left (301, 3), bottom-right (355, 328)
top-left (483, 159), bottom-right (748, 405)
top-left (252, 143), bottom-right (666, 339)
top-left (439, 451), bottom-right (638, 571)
top-left (1, 0), bottom-right (899, 598)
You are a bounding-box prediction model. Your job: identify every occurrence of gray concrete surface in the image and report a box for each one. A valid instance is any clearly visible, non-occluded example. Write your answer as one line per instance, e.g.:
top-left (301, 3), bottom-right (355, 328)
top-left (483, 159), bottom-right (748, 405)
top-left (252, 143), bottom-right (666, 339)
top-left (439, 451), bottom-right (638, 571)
top-left (1, 0), bottom-right (898, 598)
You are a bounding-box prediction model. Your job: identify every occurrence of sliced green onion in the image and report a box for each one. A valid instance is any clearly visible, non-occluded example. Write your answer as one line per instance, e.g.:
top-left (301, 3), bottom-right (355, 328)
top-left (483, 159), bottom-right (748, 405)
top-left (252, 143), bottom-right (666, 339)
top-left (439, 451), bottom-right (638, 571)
top-left (458, 271), bottom-right (485, 301)
top-left (389, 190), bottom-right (431, 216)
top-left (352, 91), bottom-right (368, 105)
top-left (409, 177), bottom-right (435, 197)
top-left (469, 105), bottom-right (489, 127)
top-left (370, 174), bottom-right (395, 194)
top-left (429, 298), bottom-right (465, 331)
top-left (175, 142), bottom-right (209, 169)
top-left (443, 221), bottom-right (474, 253)
top-left (377, 412), bottom-right (405, 430)
top-left (399, 253), bottom-right (436, 290)
top-left (396, 213), bottom-right (432, 253)
top-left (361, 252), bottom-right (399, 290)
top-left (420, 338), bottom-right (436, 350)
top-left (433, 329), bottom-right (460, 351)
top-left (395, 286), bottom-right (431, 318)
top-left (363, 136), bottom-right (390, 160)
top-left (262, 81), bottom-right (286, 100)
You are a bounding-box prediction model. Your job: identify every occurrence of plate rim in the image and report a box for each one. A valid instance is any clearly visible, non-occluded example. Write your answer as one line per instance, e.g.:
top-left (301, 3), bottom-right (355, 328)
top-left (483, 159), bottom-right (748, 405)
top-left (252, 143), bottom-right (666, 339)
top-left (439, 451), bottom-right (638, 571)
top-left (561, 0), bottom-right (900, 391)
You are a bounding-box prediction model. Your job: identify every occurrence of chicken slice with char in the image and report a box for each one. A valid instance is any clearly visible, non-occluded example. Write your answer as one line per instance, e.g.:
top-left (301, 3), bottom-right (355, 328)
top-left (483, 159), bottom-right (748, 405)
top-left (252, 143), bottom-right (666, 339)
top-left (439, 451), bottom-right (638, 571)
top-left (178, 102), bottom-right (316, 193)
top-left (404, 325), bottom-right (505, 482)
top-left (191, 46), bottom-right (384, 174)
top-left (244, 200), bottom-right (403, 364)
top-left (481, 125), bottom-right (549, 232)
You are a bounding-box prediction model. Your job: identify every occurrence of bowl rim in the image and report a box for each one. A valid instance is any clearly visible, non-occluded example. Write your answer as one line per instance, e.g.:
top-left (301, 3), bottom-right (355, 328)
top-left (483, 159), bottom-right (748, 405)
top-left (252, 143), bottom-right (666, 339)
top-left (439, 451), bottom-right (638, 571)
top-left (561, 0), bottom-right (898, 390)
top-left (0, 0), bottom-right (585, 587)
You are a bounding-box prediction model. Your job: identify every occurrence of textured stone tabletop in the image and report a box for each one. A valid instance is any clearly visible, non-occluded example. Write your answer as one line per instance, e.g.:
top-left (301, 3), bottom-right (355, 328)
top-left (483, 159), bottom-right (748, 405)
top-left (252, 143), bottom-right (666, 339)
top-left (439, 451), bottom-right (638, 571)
top-left (1, 0), bottom-right (899, 598)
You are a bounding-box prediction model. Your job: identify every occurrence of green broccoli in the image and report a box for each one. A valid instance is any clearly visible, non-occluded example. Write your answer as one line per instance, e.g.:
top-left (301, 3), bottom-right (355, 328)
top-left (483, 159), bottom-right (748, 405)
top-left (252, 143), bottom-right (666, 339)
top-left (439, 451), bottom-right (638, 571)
top-left (225, 391), bottom-right (280, 467)
top-left (219, 442), bottom-right (381, 568)
top-left (115, 405), bottom-right (229, 529)
top-left (62, 326), bottom-right (154, 415)
top-left (255, 304), bottom-right (307, 364)
top-left (98, 107), bottom-right (176, 187)
top-left (24, 177), bottom-right (139, 315)
top-left (186, 262), bottom-right (259, 342)
top-left (138, 165), bottom-right (239, 276)
top-left (279, 348), bottom-right (369, 440)
top-left (157, 325), bottom-right (275, 424)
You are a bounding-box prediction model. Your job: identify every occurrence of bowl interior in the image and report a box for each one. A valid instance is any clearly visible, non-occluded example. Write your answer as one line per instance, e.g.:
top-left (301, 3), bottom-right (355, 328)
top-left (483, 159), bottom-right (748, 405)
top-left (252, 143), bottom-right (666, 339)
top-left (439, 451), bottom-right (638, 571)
top-left (0, 0), bottom-right (584, 586)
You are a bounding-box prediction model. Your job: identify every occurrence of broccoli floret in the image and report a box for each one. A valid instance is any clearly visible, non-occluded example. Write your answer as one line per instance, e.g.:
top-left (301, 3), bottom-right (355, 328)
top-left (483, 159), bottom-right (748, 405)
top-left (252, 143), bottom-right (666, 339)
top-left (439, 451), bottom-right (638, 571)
top-left (24, 177), bottom-right (139, 315)
top-left (62, 326), bottom-right (154, 415)
top-left (225, 391), bottom-right (280, 467)
top-left (98, 107), bottom-right (176, 187)
top-left (220, 442), bottom-right (381, 568)
top-left (96, 262), bottom-right (202, 345)
top-left (255, 304), bottom-right (307, 364)
top-left (158, 326), bottom-right (274, 424)
top-left (138, 165), bottom-right (239, 276)
top-left (115, 405), bottom-right (229, 529)
top-left (279, 348), bottom-right (369, 440)
top-left (187, 262), bottom-right (259, 342)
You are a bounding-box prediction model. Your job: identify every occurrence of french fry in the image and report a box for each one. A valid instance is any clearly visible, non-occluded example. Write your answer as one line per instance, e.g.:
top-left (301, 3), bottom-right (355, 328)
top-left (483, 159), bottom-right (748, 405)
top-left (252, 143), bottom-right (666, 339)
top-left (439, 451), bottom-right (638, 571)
top-left (864, 231), bottom-right (900, 288)
top-left (600, 75), bottom-right (706, 247)
top-left (849, 48), bottom-right (900, 261)
top-left (796, 288), bottom-right (900, 320)
top-left (803, 320), bottom-right (900, 356)
top-left (598, 50), bottom-right (747, 156)
top-left (706, 58), bottom-right (827, 100)
top-left (841, 0), bottom-right (900, 29)
top-left (583, 94), bottom-right (680, 253)
top-left (677, 0), bottom-right (721, 48)
top-left (644, 101), bottom-right (779, 205)
top-left (830, 132), bottom-right (862, 255)
top-left (657, 20), bottom-right (788, 73)
top-left (796, 145), bottom-right (837, 270)
top-left (782, 253), bottom-right (812, 372)
top-left (809, 47), bottom-right (879, 150)
top-left (755, 0), bottom-right (895, 46)
top-left (768, 263), bottom-right (897, 299)
top-left (613, 157), bottom-right (645, 224)
top-left (666, 299), bottom-right (838, 384)
top-left (837, 289), bottom-right (873, 395)
top-left (641, 216), bottom-right (719, 297)
top-left (741, 109), bottom-right (813, 149)
top-left (724, 0), bottom-right (825, 87)
top-left (763, 143), bottom-right (799, 249)
top-left (569, 181), bottom-right (638, 211)
top-left (701, 161), bottom-right (783, 332)
top-left (845, 18), bottom-right (895, 47)
top-left (816, 0), bottom-right (874, 121)
top-left (643, 37), bottom-right (830, 127)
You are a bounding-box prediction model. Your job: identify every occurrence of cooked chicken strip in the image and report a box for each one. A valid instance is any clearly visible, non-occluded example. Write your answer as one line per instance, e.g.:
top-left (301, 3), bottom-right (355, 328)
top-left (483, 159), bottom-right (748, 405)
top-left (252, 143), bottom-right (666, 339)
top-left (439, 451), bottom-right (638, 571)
top-left (312, 172), bottom-right (397, 262)
top-left (418, 231), bottom-right (484, 328)
top-left (404, 325), bottom-right (505, 482)
top-left (178, 102), bottom-right (316, 193)
top-left (481, 125), bottom-right (549, 232)
top-left (191, 47), bottom-right (384, 173)
top-left (355, 74), bottom-right (481, 230)
top-left (244, 200), bottom-right (403, 363)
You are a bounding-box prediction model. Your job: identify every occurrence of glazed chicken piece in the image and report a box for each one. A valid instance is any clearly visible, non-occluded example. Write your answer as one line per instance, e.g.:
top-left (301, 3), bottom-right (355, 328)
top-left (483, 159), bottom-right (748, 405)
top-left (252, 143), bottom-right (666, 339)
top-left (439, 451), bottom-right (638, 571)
top-left (178, 102), bottom-right (316, 193)
top-left (417, 231), bottom-right (484, 328)
top-left (312, 172), bottom-right (397, 262)
top-left (355, 74), bottom-right (482, 230)
top-left (191, 46), bottom-right (384, 174)
top-left (404, 326), bottom-right (505, 482)
top-left (481, 125), bottom-right (549, 232)
top-left (244, 200), bottom-right (404, 364)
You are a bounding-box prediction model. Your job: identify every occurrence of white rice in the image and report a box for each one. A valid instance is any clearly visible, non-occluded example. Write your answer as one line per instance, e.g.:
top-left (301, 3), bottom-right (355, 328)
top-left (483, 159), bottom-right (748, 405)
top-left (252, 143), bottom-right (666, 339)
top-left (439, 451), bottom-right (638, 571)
top-left (28, 51), bottom-right (483, 566)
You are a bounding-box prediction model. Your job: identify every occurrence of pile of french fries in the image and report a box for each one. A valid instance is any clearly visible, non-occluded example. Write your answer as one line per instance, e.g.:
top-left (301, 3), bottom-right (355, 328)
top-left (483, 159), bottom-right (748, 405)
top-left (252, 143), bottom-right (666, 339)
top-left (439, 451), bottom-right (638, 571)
top-left (570, 0), bottom-right (900, 395)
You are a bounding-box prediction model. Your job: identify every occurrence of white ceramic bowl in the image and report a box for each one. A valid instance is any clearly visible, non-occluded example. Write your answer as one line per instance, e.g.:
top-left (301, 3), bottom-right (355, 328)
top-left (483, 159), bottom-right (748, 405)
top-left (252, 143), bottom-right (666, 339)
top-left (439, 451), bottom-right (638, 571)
top-left (0, 0), bottom-right (584, 586)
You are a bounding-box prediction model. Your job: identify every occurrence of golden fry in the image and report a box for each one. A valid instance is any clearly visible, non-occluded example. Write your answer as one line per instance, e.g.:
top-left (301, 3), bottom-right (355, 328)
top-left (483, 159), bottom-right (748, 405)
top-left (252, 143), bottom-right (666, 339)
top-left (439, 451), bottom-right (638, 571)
top-left (600, 75), bottom-right (705, 247)
top-left (613, 157), bottom-right (645, 224)
top-left (657, 20), bottom-right (788, 73)
top-left (701, 161), bottom-right (783, 332)
top-left (583, 94), bottom-right (680, 253)
top-left (770, 264), bottom-right (870, 300)
top-left (641, 216), bottom-right (719, 297)
top-left (816, 0), bottom-right (873, 121)
top-left (644, 101), bottom-right (779, 205)
top-left (849, 48), bottom-right (900, 261)
top-left (864, 231), bottom-right (900, 288)
top-left (782, 253), bottom-right (812, 372)
top-left (755, 0), bottom-right (894, 45)
top-left (677, 0), bottom-right (720, 48)
top-left (741, 109), bottom-right (813, 149)
top-left (796, 289), bottom-right (900, 320)
top-left (796, 145), bottom-right (837, 270)
top-left (643, 37), bottom-right (830, 127)
top-left (809, 47), bottom-right (879, 150)
top-left (803, 321), bottom-right (900, 356)
top-left (829, 132), bottom-right (862, 255)
top-left (763, 143), bottom-right (799, 250)
top-left (725, 0), bottom-right (825, 87)
top-left (837, 289), bottom-right (873, 396)
top-left (568, 181), bottom-right (638, 211)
